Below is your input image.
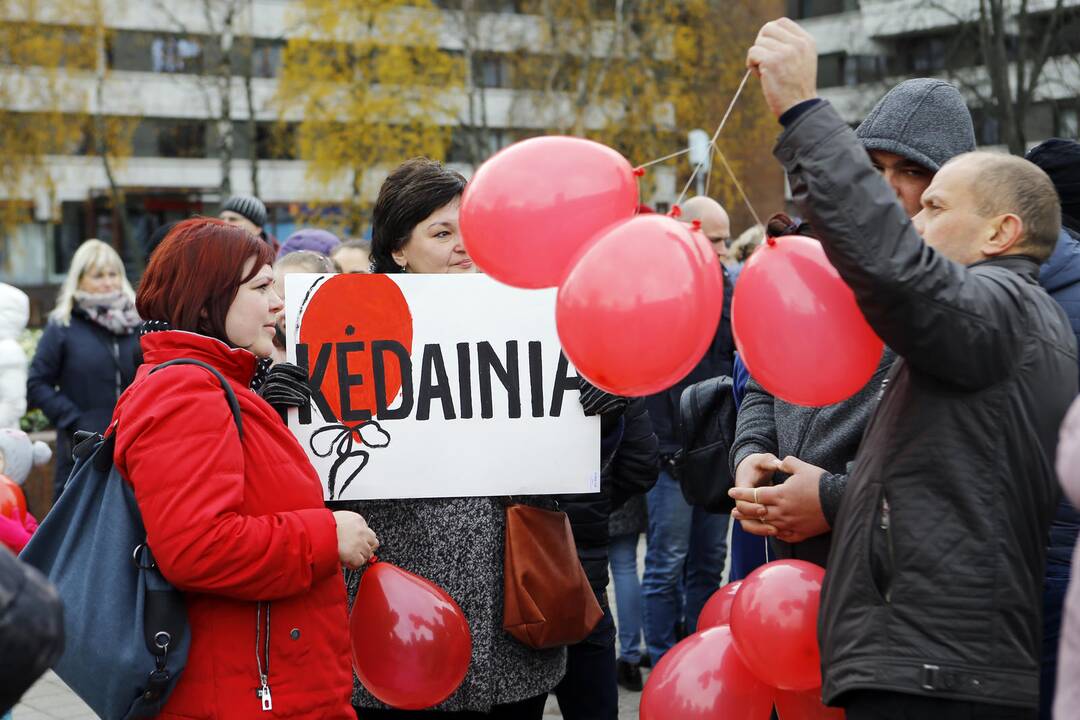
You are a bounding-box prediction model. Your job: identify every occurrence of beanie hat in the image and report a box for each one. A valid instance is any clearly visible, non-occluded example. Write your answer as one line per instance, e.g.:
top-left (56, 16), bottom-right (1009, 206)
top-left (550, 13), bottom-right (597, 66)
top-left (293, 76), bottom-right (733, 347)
top-left (856, 79), bottom-right (976, 172)
top-left (221, 195), bottom-right (268, 229)
top-left (1026, 138), bottom-right (1080, 233)
top-left (0, 429), bottom-right (52, 486)
top-left (277, 229), bottom-right (342, 259)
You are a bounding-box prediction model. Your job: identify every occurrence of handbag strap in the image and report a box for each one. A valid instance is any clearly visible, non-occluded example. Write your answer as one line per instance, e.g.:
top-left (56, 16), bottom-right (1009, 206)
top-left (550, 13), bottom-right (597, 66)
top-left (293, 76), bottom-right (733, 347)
top-left (148, 358), bottom-right (244, 440)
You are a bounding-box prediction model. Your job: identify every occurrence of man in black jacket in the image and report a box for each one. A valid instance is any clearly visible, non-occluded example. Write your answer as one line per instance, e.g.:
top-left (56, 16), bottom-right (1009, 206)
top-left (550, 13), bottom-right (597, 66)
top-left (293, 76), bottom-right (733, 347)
top-left (746, 18), bottom-right (1078, 719)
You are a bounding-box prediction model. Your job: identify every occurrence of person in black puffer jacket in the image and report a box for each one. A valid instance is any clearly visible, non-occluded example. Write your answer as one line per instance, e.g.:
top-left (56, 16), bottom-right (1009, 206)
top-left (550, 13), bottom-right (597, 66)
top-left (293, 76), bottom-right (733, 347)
top-left (27, 240), bottom-right (140, 496)
top-left (555, 393), bottom-right (659, 720)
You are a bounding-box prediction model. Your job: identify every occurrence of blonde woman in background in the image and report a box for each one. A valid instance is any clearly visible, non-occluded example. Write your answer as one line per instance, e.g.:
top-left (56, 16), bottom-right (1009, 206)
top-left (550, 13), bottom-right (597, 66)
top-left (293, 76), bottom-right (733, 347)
top-left (27, 240), bottom-right (141, 496)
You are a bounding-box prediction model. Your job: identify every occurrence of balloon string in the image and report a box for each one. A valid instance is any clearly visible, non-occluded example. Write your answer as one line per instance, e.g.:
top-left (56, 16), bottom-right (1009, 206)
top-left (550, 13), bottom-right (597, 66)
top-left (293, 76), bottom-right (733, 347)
top-left (636, 147), bottom-right (692, 170)
top-left (674, 69), bottom-right (753, 208)
top-left (714, 144), bottom-right (763, 228)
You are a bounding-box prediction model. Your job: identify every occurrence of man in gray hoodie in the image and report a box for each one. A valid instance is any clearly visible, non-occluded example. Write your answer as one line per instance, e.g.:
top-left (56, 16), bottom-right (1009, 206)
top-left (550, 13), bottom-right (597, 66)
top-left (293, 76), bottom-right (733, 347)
top-left (727, 78), bottom-right (976, 566)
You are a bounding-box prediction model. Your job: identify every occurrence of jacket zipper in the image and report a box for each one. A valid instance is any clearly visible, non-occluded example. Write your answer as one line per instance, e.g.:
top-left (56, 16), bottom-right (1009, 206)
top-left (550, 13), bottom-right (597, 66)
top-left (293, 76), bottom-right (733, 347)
top-left (255, 602), bottom-right (272, 711)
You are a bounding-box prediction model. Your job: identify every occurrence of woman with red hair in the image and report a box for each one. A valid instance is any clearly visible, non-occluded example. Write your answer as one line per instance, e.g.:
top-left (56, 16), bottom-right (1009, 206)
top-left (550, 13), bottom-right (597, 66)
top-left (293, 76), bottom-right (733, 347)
top-left (111, 217), bottom-right (378, 718)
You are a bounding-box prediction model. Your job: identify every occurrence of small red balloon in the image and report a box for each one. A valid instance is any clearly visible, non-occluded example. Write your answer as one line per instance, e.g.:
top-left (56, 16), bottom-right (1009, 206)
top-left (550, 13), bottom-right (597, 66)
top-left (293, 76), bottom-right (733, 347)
top-left (731, 235), bottom-right (883, 406)
top-left (350, 560), bottom-right (471, 710)
top-left (774, 687), bottom-right (846, 720)
top-left (0, 476), bottom-right (25, 520)
top-left (697, 580), bottom-right (742, 631)
top-left (556, 214), bottom-right (723, 396)
top-left (460, 136), bottom-right (638, 289)
top-left (640, 625), bottom-right (773, 720)
top-left (731, 560), bottom-right (826, 691)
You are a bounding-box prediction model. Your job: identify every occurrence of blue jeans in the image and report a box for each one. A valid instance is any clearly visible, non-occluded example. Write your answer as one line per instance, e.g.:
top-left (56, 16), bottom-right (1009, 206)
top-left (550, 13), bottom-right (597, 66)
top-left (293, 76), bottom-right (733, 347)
top-left (608, 532), bottom-right (644, 663)
top-left (642, 469), bottom-right (729, 662)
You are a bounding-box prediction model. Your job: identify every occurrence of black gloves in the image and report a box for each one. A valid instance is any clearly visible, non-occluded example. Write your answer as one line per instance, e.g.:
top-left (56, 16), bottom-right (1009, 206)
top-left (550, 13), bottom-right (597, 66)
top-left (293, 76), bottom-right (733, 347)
top-left (578, 377), bottom-right (630, 437)
top-left (258, 362), bottom-right (312, 421)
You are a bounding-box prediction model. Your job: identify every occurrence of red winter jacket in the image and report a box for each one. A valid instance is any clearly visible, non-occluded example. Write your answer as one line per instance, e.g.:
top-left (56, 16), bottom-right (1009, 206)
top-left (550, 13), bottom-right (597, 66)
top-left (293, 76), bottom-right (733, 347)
top-left (113, 331), bottom-right (353, 719)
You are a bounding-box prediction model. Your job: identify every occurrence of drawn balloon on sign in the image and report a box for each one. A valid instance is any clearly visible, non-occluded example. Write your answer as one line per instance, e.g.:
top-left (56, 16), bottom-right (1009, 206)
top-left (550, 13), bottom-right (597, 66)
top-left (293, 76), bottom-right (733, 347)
top-left (296, 274), bottom-right (414, 498)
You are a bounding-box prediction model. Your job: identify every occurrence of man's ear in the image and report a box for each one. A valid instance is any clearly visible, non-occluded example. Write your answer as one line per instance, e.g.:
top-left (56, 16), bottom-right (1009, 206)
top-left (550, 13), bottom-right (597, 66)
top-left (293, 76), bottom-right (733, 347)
top-left (983, 213), bottom-right (1024, 257)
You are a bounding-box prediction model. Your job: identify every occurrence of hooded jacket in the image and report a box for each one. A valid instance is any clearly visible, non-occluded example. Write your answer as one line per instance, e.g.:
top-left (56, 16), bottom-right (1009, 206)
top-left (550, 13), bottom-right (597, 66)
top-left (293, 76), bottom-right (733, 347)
top-left (779, 101), bottom-right (1077, 709)
top-left (113, 331), bottom-right (353, 719)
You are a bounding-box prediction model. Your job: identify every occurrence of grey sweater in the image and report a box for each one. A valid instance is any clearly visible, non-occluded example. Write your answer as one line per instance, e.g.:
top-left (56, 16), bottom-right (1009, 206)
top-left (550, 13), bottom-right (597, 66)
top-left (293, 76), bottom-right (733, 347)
top-left (729, 349), bottom-right (895, 567)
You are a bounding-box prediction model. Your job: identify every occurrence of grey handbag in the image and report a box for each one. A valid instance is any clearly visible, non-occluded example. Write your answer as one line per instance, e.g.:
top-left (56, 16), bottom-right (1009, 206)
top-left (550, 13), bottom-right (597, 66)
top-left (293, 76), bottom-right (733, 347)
top-left (20, 358), bottom-right (242, 720)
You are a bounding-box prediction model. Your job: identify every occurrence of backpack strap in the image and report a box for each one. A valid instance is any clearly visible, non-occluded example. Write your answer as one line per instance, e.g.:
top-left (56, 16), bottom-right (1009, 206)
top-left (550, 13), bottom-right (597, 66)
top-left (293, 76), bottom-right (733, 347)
top-left (148, 358), bottom-right (244, 440)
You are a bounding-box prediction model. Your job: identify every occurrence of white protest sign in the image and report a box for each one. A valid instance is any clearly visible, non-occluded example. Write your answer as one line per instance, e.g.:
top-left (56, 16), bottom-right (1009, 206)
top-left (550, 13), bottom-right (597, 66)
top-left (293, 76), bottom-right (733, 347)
top-left (285, 273), bottom-right (600, 501)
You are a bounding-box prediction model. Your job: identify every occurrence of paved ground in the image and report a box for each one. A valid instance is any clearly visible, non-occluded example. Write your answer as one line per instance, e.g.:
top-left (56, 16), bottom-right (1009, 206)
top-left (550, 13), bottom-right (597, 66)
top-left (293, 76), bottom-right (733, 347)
top-left (14, 668), bottom-right (648, 719)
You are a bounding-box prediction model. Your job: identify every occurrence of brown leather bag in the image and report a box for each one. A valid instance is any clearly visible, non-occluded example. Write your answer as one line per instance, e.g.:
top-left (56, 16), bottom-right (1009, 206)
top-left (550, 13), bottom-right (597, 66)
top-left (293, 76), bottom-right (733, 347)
top-left (502, 503), bottom-right (603, 649)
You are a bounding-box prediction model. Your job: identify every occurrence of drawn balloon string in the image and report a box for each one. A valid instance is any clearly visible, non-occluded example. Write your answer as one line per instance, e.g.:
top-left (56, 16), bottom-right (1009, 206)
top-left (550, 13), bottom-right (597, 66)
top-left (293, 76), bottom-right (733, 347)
top-left (310, 420), bottom-right (392, 500)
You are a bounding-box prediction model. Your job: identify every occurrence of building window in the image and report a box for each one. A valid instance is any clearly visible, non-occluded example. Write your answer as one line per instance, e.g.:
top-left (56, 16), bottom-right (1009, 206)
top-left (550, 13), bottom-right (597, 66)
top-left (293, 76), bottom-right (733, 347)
top-left (1061, 107), bottom-right (1079, 139)
top-left (151, 36), bottom-right (203, 73)
top-left (787, 0), bottom-right (858, 19)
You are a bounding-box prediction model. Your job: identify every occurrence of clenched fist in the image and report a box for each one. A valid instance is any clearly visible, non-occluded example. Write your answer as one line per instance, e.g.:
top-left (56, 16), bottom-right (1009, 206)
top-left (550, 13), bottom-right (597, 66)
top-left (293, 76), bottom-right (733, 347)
top-left (332, 510), bottom-right (380, 570)
top-left (746, 17), bottom-right (819, 118)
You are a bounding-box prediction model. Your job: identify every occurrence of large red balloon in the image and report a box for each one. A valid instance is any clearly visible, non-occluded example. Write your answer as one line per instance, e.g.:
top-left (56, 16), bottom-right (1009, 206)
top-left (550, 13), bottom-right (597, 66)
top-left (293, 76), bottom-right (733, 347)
top-left (556, 214), bottom-right (723, 396)
top-left (697, 580), bottom-right (742, 631)
top-left (640, 625), bottom-right (773, 720)
top-left (732, 235), bottom-right (883, 406)
top-left (460, 136), bottom-right (638, 289)
top-left (350, 560), bottom-right (471, 710)
top-left (731, 560), bottom-right (826, 691)
top-left (774, 687), bottom-right (846, 719)
top-left (0, 475), bottom-right (25, 520)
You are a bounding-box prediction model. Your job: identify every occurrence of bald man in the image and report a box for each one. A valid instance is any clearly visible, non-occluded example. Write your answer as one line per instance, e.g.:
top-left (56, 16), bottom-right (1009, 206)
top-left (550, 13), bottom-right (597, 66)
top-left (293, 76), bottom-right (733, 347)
top-left (640, 196), bottom-right (734, 667)
top-left (746, 19), bottom-right (1075, 717)
top-left (681, 195), bottom-right (731, 261)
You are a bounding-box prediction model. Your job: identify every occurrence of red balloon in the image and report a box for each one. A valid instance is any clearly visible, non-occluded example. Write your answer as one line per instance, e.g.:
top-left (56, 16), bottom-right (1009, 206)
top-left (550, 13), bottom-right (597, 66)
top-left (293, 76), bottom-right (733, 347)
top-left (697, 580), bottom-right (742, 631)
top-left (731, 235), bottom-right (883, 406)
top-left (0, 476), bottom-right (25, 520)
top-left (298, 274), bottom-right (414, 426)
top-left (556, 214), bottom-right (723, 396)
top-left (460, 136), bottom-right (638, 288)
top-left (350, 560), bottom-right (471, 710)
top-left (640, 626), bottom-right (773, 720)
top-left (774, 687), bottom-right (846, 720)
top-left (730, 560), bottom-right (826, 691)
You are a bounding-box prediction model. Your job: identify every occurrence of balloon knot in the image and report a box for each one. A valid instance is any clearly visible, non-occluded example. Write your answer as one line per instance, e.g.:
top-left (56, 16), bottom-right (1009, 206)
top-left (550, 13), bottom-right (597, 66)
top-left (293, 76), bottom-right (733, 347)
top-left (670, 205), bottom-right (682, 218)
top-left (369, 554), bottom-right (380, 564)
top-left (632, 167), bottom-right (646, 177)
top-left (691, 219), bottom-right (702, 231)
top-left (766, 236), bottom-right (777, 246)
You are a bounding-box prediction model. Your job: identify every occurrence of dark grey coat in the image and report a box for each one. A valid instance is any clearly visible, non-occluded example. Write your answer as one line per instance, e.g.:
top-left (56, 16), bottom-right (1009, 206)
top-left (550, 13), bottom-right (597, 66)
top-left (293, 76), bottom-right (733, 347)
top-left (342, 497), bottom-right (565, 712)
top-left (729, 350), bottom-right (895, 567)
top-left (779, 100), bottom-right (1077, 709)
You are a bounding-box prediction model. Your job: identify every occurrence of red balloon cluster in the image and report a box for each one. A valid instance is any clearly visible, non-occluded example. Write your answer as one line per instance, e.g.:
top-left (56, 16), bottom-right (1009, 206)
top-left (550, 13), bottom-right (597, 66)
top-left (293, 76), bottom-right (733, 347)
top-left (460, 136), bottom-right (724, 396)
top-left (732, 235), bottom-right (883, 406)
top-left (349, 559), bottom-right (472, 710)
top-left (642, 560), bottom-right (843, 719)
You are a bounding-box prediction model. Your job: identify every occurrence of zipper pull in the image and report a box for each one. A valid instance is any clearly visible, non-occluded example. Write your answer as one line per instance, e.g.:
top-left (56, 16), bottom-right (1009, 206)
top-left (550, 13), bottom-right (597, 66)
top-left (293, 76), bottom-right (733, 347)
top-left (259, 677), bottom-right (272, 712)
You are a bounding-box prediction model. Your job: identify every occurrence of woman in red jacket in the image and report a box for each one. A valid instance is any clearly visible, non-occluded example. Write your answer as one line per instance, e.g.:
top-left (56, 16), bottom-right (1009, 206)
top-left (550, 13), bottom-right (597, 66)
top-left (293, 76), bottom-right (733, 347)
top-left (112, 217), bottom-right (378, 718)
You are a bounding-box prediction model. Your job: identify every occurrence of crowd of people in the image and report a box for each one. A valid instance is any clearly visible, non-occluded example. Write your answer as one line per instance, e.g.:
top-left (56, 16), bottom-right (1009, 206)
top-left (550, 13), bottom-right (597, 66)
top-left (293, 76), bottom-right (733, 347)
top-left (2, 14), bottom-right (1080, 720)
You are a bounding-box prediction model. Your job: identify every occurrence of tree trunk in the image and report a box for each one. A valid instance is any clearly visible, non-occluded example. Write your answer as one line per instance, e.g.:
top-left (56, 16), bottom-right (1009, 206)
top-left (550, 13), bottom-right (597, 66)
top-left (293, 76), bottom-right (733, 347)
top-left (244, 25), bottom-right (260, 197)
top-left (93, 10), bottom-right (133, 269)
top-left (213, 0), bottom-right (237, 198)
top-left (979, 0), bottom-right (1024, 154)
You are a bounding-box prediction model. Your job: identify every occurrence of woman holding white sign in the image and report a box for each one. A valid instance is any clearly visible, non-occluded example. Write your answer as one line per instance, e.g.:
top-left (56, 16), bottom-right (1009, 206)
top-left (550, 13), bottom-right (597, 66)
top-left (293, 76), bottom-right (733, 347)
top-left (348, 159), bottom-right (565, 719)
